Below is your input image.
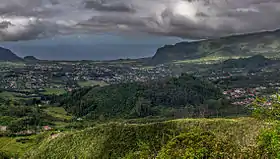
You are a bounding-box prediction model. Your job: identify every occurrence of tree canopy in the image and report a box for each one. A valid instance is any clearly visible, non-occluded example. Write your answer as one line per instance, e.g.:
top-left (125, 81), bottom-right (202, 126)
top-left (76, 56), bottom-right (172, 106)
top-left (59, 74), bottom-right (225, 119)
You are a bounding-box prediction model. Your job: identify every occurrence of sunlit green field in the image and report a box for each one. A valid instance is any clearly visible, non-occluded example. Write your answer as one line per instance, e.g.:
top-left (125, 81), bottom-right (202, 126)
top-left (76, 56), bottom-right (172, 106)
top-left (42, 88), bottom-right (66, 95)
top-left (78, 80), bottom-right (108, 87)
top-left (0, 134), bottom-right (47, 157)
top-left (0, 91), bottom-right (16, 99)
top-left (0, 62), bottom-right (25, 68)
top-left (173, 56), bottom-right (245, 64)
top-left (44, 107), bottom-right (72, 121)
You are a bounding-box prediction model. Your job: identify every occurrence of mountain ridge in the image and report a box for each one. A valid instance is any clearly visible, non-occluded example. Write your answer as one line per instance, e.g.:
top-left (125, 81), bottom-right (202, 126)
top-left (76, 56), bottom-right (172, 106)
top-left (0, 46), bottom-right (22, 61)
top-left (151, 29), bottom-right (280, 64)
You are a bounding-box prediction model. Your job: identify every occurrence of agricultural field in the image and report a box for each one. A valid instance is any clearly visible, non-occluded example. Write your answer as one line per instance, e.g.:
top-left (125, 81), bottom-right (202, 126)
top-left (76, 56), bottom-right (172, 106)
top-left (0, 132), bottom-right (50, 158)
top-left (43, 107), bottom-right (72, 121)
top-left (42, 88), bottom-right (67, 95)
top-left (78, 80), bottom-right (108, 87)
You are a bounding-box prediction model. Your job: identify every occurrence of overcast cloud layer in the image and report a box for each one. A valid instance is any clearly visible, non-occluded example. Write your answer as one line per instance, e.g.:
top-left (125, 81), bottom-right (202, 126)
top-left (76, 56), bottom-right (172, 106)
top-left (1, 0), bottom-right (280, 41)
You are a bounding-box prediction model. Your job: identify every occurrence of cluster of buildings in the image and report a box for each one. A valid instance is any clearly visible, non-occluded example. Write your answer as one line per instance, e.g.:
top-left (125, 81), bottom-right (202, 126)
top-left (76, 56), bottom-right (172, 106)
top-left (223, 88), bottom-right (258, 106)
top-left (0, 125), bottom-right (52, 135)
top-left (0, 62), bottom-right (172, 91)
top-left (223, 87), bottom-right (276, 106)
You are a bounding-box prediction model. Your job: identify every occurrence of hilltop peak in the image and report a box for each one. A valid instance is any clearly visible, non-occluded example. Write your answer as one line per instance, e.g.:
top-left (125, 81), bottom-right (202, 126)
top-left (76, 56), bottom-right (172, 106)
top-left (24, 56), bottom-right (39, 61)
top-left (0, 47), bottom-right (22, 62)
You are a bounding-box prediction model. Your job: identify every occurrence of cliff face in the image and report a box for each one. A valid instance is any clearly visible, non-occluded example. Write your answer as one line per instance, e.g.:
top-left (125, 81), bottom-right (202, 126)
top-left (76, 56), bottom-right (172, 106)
top-left (0, 47), bottom-right (22, 61)
top-left (151, 30), bottom-right (280, 64)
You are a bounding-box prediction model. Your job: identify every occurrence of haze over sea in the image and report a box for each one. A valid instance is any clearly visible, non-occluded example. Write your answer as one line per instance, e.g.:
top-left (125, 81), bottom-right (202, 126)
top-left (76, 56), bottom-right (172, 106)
top-left (0, 33), bottom-right (183, 61)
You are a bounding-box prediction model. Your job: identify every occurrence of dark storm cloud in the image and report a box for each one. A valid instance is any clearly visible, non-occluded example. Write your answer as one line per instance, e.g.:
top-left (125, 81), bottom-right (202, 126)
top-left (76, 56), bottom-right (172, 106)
top-left (49, 0), bottom-right (59, 5)
top-left (1, 0), bottom-right (280, 41)
top-left (84, 0), bottom-right (135, 12)
top-left (0, 21), bottom-right (12, 29)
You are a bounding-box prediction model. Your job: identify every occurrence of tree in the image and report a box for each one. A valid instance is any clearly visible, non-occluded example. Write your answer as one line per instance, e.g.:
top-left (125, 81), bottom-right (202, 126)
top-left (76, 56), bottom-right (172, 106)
top-left (252, 94), bottom-right (280, 121)
top-left (252, 94), bottom-right (280, 158)
top-left (60, 74), bottom-right (224, 119)
top-left (204, 99), bottom-right (222, 117)
top-left (131, 97), bottom-right (152, 117)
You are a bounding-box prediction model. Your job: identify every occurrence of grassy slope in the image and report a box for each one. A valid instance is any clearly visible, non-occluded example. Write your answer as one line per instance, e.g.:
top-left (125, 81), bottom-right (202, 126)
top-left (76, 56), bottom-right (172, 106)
top-left (0, 107), bottom-right (73, 158)
top-left (173, 56), bottom-right (244, 64)
top-left (0, 133), bottom-right (50, 158)
top-left (43, 107), bottom-right (72, 121)
top-left (78, 80), bottom-right (108, 87)
top-left (25, 117), bottom-right (266, 159)
top-left (43, 88), bottom-right (66, 95)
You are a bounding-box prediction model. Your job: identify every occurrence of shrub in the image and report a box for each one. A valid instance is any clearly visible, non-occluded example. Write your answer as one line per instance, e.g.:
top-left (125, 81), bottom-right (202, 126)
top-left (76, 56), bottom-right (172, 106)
top-left (157, 130), bottom-right (237, 159)
top-left (252, 95), bottom-right (280, 121)
top-left (252, 94), bottom-right (280, 158)
top-left (0, 151), bottom-right (13, 159)
top-left (257, 126), bottom-right (280, 158)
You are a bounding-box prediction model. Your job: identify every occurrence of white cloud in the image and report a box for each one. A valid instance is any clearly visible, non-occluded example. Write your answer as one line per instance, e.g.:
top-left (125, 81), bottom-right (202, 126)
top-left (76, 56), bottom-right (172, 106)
top-left (1, 0), bottom-right (280, 41)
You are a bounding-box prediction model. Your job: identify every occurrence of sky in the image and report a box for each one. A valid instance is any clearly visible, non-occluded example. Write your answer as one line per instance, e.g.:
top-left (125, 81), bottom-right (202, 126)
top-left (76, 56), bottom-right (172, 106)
top-left (1, 0), bottom-right (280, 60)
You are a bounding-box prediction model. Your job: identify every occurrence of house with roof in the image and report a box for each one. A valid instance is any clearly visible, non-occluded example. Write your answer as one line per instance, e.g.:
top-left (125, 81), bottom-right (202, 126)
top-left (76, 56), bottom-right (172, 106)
top-left (43, 126), bottom-right (52, 131)
top-left (0, 126), bottom-right (7, 132)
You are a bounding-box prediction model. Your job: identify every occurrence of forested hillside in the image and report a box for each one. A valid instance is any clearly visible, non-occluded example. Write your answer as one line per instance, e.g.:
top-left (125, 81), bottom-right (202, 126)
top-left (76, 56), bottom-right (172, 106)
top-left (220, 55), bottom-right (273, 69)
top-left (58, 74), bottom-right (243, 120)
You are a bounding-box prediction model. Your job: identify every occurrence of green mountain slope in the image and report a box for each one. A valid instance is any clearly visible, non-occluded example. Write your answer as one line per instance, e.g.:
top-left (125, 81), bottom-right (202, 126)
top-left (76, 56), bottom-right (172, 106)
top-left (151, 29), bottom-right (280, 64)
top-left (24, 118), bottom-right (265, 159)
top-left (59, 74), bottom-right (229, 120)
top-left (220, 54), bottom-right (274, 69)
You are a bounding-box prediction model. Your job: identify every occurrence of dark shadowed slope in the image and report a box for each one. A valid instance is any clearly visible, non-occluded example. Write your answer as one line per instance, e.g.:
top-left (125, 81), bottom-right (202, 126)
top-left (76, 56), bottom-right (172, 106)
top-left (0, 46), bottom-right (22, 61)
top-left (23, 56), bottom-right (39, 62)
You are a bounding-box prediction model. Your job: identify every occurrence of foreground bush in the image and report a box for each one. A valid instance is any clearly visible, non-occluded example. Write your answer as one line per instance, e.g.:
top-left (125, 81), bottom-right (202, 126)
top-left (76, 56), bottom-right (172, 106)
top-left (257, 125), bottom-right (280, 158)
top-left (252, 93), bottom-right (280, 158)
top-left (0, 151), bottom-right (13, 159)
top-left (157, 131), bottom-right (237, 159)
top-left (25, 118), bottom-right (263, 159)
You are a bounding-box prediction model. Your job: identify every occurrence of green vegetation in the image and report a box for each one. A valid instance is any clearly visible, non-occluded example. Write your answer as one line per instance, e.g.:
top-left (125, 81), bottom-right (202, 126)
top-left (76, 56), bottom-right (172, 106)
top-left (249, 93), bottom-right (280, 158)
top-left (0, 62), bottom-right (25, 68)
top-left (0, 91), bottom-right (15, 99)
top-left (59, 74), bottom-right (235, 120)
top-left (0, 116), bottom-right (15, 126)
top-left (1, 92), bottom-right (280, 158)
top-left (0, 133), bottom-right (50, 158)
top-left (173, 56), bottom-right (243, 64)
top-left (157, 131), bottom-right (236, 158)
top-left (252, 94), bottom-right (280, 121)
top-left (220, 55), bottom-right (272, 69)
top-left (152, 29), bottom-right (280, 64)
top-left (24, 118), bottom-right (265, 158)
top-left (2, 53), bottom-right (280, 158)
top-left (78, 80), bottom-right (108, 87)
top-left (0, 97), bottom-right (71, 134)
top-left (43, 88), bottom-right (66, 95)
top-left (257, 126), bottom-right (280, 158)
top-left (43, 107), bottom-right (72, 121)
top-left (174, 54), bottom-right (272, 67)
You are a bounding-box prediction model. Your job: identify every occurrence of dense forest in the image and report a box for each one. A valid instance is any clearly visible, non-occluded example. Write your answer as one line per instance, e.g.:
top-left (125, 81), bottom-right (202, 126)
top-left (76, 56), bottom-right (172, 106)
top-left (0, 95), bottom-right (66, 134)
top-left (220, 55), bottom-right (273, 69)
top-left (58, 74), bottom-right (245, 120)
